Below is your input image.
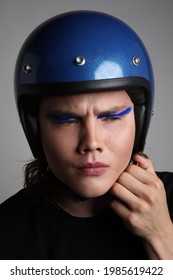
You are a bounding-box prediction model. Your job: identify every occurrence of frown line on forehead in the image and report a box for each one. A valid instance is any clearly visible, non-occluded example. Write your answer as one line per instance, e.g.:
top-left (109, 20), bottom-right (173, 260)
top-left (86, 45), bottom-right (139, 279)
top-left (39, 90), bottom-right (133, 115)
top-left (45, 105), bottom-right (131, 116)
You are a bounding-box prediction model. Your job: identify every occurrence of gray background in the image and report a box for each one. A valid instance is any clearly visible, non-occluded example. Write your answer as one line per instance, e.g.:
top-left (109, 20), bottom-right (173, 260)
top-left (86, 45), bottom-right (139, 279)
top-left (0, 0), bottom-right (173, 203)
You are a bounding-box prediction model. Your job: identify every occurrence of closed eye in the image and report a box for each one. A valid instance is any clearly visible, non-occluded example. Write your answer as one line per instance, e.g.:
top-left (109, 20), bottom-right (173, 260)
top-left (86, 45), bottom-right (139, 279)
top-left (97, 107), bottom-right (132, 121)
top-left (46, 106), bottom-right (132, 124)
top-left (46, 114), bottom-right (80, 124)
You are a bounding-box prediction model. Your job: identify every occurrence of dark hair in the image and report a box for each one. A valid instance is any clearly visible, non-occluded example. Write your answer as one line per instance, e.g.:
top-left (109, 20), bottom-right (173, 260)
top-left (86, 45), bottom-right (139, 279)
top-left (23, 157), bottom-right (59, 203)
top-left (24, 157), bottom-right (86, 203)
top-left (24, 157), bottom-right (48, 188)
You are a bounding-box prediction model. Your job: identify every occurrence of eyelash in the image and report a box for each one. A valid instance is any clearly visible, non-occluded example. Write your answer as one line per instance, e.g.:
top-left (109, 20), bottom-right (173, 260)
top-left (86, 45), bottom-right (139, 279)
top-left (46, 107), bottom-right (132, 125)
top-left (97, 107), bottom-right (132, 122)
top-left (46, 115), bottom-right (80, 125)
top-left (99, 115), bottom-right (120, 122)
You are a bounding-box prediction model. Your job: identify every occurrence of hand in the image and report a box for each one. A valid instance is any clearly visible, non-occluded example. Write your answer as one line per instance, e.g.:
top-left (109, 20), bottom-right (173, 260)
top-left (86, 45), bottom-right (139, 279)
top-left (109, 153), bottom-right (173, 259)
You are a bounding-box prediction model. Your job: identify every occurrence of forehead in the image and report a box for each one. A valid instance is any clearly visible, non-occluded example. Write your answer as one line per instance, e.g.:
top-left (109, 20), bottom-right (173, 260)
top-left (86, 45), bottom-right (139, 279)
top-left (39, 90), bottom-right (133, 111)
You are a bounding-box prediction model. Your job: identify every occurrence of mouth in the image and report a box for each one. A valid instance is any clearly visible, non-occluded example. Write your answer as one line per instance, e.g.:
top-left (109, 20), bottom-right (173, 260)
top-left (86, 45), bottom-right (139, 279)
top-left (78, 162), bottom-right (109, 176)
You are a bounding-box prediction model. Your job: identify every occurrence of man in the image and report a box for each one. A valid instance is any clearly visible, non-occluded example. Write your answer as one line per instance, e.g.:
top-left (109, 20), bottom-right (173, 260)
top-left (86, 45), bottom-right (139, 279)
top-left (1, 10), bottom-right (173, 259)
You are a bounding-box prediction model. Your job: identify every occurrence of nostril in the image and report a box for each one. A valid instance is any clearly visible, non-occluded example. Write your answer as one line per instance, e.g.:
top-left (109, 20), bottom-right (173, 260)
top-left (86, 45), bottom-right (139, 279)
top-left (78, 144), bottom-right (103, 154)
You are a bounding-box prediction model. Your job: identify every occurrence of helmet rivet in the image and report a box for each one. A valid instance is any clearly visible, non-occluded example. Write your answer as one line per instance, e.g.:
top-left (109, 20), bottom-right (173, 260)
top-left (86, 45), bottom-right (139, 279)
top-left (23, 64), bottom-right (32, 73)
top-left (132, 57), bottom-right (140, 66)
top-left (75, 56), bottom-right (86, 66)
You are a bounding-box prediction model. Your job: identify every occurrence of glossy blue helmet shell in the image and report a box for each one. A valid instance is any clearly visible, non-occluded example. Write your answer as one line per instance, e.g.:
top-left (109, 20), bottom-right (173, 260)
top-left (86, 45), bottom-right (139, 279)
top-left (14, 10), bottom-right (154, 157)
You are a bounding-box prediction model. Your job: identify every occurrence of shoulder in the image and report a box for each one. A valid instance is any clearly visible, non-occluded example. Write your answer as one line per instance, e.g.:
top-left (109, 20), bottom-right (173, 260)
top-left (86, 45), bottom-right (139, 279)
top-left (156, 171), bottom-right (173, 196)
top-left (156, 171), bottom-right (173, 192)
top-left (0, 189), bottom-right (27, 212)
top-left (0, 189), bottom-right (32, 223)
top-left (0, 189), bottom-right (49, 259)
top-left (0, 188), bottom-right (63, 228)
top-left (156, 171), bottom-right (173, 180)
top-left (0, 189), bottom-right (33, 251)
top-left (156, 171), bottom-right (173, 218)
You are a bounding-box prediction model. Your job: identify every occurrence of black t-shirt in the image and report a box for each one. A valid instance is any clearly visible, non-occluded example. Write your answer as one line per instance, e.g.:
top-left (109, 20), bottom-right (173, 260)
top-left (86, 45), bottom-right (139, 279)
top-left (0, 171), bottom-right (173, 260)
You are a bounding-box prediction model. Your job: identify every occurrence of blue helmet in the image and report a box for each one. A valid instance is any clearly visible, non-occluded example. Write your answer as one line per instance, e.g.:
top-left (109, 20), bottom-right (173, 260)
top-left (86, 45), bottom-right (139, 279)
top-left (14, 10), bottom-right (154, 158)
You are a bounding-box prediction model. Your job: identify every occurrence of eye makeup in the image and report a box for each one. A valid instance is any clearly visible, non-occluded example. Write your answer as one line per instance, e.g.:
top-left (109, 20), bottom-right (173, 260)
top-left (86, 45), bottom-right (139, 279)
top-left (46, 113), bottom-right (80, 122)
top-left (97, 106), bottom-right (132, 119)
top-left (46, 106), bottom-right (132, 122)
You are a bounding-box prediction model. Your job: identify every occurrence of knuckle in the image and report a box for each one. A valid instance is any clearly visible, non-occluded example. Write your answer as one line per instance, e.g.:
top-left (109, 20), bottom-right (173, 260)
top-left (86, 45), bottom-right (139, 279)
top-left (153, 178), bottom-right (163, 190)
top-left (141, 187), bottom-right (157, 206)
top-left (126, 212), bottom-right (138, 228)
top-left (126, 164), bottom-right (134, 173)
top-left (134, 200), bottom-right (148, 213)
top-left (150, 176), bottom-right (164, 195)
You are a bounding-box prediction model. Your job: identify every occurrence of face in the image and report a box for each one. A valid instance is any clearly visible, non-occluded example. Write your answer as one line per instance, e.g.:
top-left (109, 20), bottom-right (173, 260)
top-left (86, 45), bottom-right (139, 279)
top-left (39, 90), bottom-right (135, 198)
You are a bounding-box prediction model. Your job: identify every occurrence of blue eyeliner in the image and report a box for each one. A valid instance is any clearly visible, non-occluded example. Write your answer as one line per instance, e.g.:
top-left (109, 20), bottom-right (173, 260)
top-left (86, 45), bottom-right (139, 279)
top-left (46, 114), bottom-right (79, 122)
top-left (97, 106), bottom-right (132, 119)
top-left (46, 107), bottom-right (132, 122)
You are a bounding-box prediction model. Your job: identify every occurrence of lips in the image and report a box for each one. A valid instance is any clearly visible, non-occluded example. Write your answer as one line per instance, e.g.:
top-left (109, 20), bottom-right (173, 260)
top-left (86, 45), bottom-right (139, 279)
top-left (78, 162), bottom-right (109, 176)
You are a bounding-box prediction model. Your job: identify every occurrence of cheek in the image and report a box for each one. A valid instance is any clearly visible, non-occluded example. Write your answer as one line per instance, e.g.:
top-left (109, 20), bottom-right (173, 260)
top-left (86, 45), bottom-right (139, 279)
top-left (121, 123), bottom-right (135, 156)
top-left (109, 120), bottom-right (135, 149)
top-left (108, 120), bottom-right (135, 167)
top-left (121, 124), bottom-right (135, 148)
top-left (41, 128), bottom-right (76, 165)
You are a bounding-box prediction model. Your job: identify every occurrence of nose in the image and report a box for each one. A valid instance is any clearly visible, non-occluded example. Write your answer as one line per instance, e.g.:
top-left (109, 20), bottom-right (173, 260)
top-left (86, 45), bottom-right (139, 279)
top-left (78, 117), bottom-right (104, 154)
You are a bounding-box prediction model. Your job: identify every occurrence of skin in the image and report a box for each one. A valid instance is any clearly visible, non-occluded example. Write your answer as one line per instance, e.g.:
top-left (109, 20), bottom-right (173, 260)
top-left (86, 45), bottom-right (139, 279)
top-left (110, 153), bottom-right (173, 259)
top-left (39, 90), bottom-right (173, 259)
top-left (39, 90), bottom-right (135, 214)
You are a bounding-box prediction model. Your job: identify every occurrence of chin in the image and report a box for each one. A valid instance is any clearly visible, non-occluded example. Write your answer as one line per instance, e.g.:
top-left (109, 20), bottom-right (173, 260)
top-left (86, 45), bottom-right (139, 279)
top-left (62, 176), bottom-right (116, 200)
top-left (74, 185), bottom-right (112, 199)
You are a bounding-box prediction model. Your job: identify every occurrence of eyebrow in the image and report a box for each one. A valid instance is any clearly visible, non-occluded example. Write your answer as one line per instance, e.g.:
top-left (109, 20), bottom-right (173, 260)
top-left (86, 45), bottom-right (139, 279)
top-left (46, 106), bottom-right (132, 120)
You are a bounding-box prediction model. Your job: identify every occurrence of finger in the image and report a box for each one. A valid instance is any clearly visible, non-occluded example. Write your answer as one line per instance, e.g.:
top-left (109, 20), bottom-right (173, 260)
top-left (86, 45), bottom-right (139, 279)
top-left (117, 170), bottom-right (145, 197)
top-left (125, 163), bottom-right (157, 186)
top-left (110, 182), bottom-right (139, 210)
top-left (117, 165), bottom-right (163, 204)
top-left (132, 153), bottom-right (155, 174)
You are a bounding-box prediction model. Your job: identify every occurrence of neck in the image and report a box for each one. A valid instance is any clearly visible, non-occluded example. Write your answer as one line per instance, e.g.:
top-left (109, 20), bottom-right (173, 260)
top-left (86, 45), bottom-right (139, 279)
top-left (55, 195), bottom-right (109, 218)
